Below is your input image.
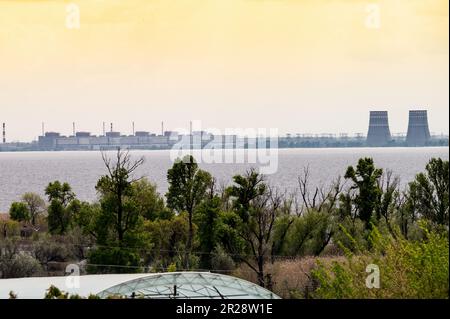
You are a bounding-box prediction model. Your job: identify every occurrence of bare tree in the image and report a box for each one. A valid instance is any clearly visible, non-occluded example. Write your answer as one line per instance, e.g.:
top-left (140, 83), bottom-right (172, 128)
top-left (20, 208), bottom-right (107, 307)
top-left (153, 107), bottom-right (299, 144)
top-left (376, 169), bottom-right (400, 236)
top-left (234, 185), bottom-right (283, 288)
top-left (295, 167), bottom-right (345, 256)
top-left (298, 166), bottom-right (344, 215)
top-left (271, 190), bottom-right (296, 262)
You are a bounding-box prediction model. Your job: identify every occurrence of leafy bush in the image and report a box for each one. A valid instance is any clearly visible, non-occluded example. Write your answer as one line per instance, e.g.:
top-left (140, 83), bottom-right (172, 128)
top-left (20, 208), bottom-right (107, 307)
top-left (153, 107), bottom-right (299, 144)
top-left (44, 285), bottom-right (100, 299)
top-left (311, 224), bottom-right (449, 298)
top-left (87, 246), bottom-right (142, 274)
top-left (167, 263), bottom-right (177, 272)
top-left (33, 236), bottom-right (73, 266)
top-left (0, 253), bottom-right (42, 279)
top-left (211, 245), bottom-right (235, 273)
top-left (0, 238), bottom-right (43, 278)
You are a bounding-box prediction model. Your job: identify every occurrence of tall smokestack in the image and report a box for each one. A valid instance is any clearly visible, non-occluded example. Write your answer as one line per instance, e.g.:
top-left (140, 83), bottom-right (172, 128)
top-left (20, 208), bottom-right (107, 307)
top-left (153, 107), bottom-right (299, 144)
top-left (161, 121), bottom-right (164, 136)
top-left (2, 123), bottom-right (5, 144)
top-left (189, 121), bottom-right (193, 150)
top-left (42, 122), bottom-right (45, 136)
top-left (406, 110), bottom-right (430, 146)
top-left (366, 111), bottom-right (391, 146)
top-left (73, 122), bottom-right (76, 137)
top-left (110, 123), bottom-right (113, 133)
top-left (132, 122), bottom-right (135, 135)
top-left (103, 122), bottom-right (106, 136)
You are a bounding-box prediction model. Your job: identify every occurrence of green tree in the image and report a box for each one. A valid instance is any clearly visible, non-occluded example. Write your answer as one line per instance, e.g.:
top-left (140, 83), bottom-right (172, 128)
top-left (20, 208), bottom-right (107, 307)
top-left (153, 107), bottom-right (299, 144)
top-left (406, 158), bottom-right (449, 226)
top-left (69, 200), bottom-right (100, 238)
top-left (215, 210), bottom-right (246, 264)
top-left (21, 193), bottom-right (46, 226)
top-left (226, 170), bottom-right (285, 288)
top-left (194, 196), bottom-right (222, 269)
top-left (226, 168), bottom-right (266, 222)
top-left (284, 211), bottom-right (333, 257)
top-left (344, 158), bottom-right (383, 229)
top-left (45, 181), bottom-right (76, 235)
top-left (87, 149), bottom-right (148, 273)
top-left (95, 149), bottom-right (144, 243)
top-left (45, 181), bottom-right (75, 206)
top-left (166, 155), bottom-right (212, 269)
top-left (132, 179), bottom-right (167, 221)
top-left (144, 214), bottom-right (190, 271)
top-left (9, 202), bottom-right (30, 223)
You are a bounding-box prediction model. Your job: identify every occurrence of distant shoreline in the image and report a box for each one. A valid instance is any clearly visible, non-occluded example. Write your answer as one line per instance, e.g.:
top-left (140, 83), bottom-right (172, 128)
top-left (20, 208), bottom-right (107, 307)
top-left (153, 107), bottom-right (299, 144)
top-left (0, 144), bottom-right (449, 153)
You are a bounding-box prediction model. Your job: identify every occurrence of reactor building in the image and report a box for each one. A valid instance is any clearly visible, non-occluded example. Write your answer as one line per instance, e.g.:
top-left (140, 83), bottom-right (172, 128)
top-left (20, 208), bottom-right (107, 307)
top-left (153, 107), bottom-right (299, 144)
top-left (406, 110), bottom-right (431, 146)
top-left (366, 111), bottom-right (392, 146)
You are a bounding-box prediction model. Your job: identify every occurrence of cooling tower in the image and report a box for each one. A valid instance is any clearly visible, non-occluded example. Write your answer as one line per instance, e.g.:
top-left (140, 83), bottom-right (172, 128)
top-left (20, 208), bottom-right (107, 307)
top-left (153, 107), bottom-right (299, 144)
top-left (366, 111), bottom-right (391, 146)
top-left (406, 110), bottom-right (430, 146)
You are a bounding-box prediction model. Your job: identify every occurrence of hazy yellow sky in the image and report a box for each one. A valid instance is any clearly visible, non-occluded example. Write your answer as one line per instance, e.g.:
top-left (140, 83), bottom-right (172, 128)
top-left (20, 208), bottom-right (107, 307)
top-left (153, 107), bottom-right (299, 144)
top-left (0, 0), bottom-right (448, 141)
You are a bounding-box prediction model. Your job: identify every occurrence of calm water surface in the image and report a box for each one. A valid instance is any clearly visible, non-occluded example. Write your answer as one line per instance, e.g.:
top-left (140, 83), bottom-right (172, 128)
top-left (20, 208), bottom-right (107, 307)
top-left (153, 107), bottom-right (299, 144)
top-left (0, 147), bottom-right (448, 212)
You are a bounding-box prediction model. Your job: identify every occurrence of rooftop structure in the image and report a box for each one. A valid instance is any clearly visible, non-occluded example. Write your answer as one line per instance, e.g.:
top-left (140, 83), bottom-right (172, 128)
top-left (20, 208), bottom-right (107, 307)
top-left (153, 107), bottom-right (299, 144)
top-left (75, 132), bottom-right (91, 138)
top-left (105, 131), bottom-right (121, 138)
top-left (135, 131), bottom-right (150, 137)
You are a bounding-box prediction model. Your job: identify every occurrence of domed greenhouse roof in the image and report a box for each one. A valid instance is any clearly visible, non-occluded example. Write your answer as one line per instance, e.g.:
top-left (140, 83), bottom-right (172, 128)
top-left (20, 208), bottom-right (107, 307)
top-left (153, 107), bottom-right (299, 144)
top-left (0, 272), bottom-right (281, 299)
top-left (97, 272), bottom-right (280, 299)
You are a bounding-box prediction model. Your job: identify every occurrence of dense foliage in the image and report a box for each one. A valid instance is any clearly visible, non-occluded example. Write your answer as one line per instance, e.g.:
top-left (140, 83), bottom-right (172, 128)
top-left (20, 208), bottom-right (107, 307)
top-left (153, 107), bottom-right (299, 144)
top-left (312, 222), bottom-right (449, 298)
top-left (1, 151), bottom-right (448, 299)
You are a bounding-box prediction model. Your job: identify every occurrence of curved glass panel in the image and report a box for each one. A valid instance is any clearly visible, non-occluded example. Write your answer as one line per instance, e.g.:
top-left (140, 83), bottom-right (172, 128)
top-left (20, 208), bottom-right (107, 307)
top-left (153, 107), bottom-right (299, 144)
top-left (97, 272), bottom-right (281, 299)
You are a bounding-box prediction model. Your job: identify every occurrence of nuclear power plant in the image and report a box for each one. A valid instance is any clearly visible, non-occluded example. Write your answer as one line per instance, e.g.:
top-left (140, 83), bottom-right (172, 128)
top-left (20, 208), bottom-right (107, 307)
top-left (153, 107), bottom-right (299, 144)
top-left (366, 111), bottom-right (392, 146)
top-left (406, 110), bottom-right (431, 146)
top-left (0, 110), bottom-right (448, 151)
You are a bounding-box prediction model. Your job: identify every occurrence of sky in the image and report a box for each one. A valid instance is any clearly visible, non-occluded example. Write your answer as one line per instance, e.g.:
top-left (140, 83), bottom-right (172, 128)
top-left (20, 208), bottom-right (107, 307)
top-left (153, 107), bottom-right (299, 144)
top-left (0, 0), bottom-right (448, 142)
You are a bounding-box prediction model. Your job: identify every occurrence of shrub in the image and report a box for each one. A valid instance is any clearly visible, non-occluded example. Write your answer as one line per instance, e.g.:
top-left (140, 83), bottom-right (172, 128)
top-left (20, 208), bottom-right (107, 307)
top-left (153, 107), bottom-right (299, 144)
top-left (87, 246), bottom-right (142, 274)
top-left (233, 256), bottom-right (343, 299)
top-left (0, 220), bottom-right (20, 238)
top-left (311, 224), bottom-right (449, 298)
top-left (211, 245), bottom-right (235, 274)
top-left (0, 253), bottom-right (42, 279)
top-left (33, 236), bottom-right (73, 267)
top-left (0, 238), bottom-right (43, 278)
top-left (167, 263), bottom-right (177, 272)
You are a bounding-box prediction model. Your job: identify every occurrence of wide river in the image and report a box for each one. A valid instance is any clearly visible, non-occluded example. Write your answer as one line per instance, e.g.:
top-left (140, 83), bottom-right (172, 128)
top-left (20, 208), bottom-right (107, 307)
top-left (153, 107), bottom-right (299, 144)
top-left (0, 147), bottom-right (448, 212)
